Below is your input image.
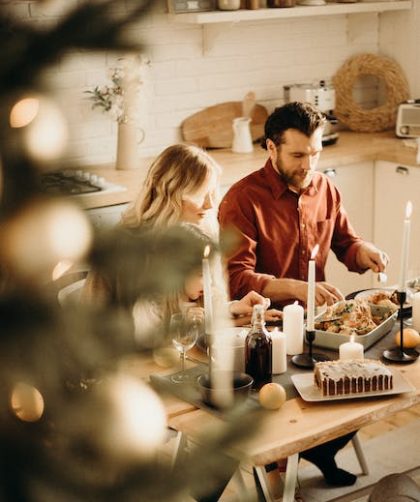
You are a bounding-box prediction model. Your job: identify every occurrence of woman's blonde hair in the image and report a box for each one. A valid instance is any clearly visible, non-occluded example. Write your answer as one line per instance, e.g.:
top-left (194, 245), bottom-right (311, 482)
top-left (121, 144), bottom-right (221, 230)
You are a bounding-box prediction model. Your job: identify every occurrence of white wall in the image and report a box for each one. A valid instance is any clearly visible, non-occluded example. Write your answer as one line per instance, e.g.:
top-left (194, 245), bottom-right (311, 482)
top-left (8, 0), bottom-right (385, 167)
top-left (379, 2), bottom-right (420, 99)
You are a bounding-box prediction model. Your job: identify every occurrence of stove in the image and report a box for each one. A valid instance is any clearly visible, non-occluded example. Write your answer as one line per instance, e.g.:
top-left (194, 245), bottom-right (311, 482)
top-left (40, 170), bottom-right (126, 197)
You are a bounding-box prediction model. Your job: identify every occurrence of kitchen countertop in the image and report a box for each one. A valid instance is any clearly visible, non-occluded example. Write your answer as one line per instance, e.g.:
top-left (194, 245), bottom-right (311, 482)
top-left (78, 131), bottom-right (419, 210)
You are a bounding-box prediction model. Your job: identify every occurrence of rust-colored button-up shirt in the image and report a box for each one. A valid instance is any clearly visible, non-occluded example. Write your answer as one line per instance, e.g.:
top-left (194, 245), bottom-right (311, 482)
top-left (218, 159), bottom-right (365, 302)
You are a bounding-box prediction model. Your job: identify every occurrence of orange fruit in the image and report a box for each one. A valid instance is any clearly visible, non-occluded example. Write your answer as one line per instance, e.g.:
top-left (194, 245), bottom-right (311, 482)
top-left (259, 383), bottom-right (287, 410)
top-left (394, 328), bottom-right (420, 349)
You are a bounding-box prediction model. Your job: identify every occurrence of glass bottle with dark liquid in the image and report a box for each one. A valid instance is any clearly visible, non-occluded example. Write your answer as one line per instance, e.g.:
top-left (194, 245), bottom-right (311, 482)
top-left (245, 304), bottom-right (272, 390)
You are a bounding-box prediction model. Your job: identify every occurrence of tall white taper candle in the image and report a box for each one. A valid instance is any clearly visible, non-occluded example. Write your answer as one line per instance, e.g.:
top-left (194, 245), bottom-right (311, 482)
top-left (307, 244), bottom-right (319, 331)
top-left (398, 201), bottom-right (413, 292)
top-left (202, 245), bottom-right (213, 335)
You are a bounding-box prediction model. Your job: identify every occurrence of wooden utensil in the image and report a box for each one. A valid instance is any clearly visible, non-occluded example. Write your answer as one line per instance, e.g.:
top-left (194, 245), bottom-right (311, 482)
top-left (242, 91), bottom-right (256, 119)
top-left (181, 101), bottom-right (268, 149)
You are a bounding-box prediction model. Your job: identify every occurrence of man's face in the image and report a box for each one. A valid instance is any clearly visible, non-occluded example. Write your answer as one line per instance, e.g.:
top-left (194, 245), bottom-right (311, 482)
top-left (267, 127), bottom-right (323, 191)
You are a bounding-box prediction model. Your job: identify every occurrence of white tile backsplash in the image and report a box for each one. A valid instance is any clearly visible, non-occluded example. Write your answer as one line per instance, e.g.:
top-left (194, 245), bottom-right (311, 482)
top-left (10, 0), bottom-right (386, 165)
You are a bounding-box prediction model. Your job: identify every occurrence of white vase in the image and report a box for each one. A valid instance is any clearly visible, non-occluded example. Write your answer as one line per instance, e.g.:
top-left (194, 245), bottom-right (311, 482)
top-left (115, 122), bottom-right (144, 170)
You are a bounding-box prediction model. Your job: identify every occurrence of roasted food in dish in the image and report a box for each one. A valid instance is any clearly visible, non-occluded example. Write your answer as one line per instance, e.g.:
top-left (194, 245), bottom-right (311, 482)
top-left (315, 298), bottom-right (393, 336)
top-left (365, 290), bottom-right (399, 312)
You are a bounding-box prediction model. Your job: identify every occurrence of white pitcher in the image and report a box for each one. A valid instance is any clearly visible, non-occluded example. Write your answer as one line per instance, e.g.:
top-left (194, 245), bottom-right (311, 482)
top-left (232, 117), bottom-right (253, 154)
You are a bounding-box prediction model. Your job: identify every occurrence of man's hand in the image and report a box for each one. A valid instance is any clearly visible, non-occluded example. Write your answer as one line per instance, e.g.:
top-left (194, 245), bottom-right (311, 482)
top-left (296, 280), bottom-right (344, 306)
top-left (263, 278), bottom-right (344, 306)
top-left (229, 290), bottom-right (271, 316)
top-left (356, 242), bottom-right (389, 273)
top-left (314, 282), bottom-right (345, 306)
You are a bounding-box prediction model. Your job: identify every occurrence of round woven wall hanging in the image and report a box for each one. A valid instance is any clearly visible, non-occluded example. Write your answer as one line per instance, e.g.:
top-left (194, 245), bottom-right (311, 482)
top-left (333, 53), bottom-right (409, 132)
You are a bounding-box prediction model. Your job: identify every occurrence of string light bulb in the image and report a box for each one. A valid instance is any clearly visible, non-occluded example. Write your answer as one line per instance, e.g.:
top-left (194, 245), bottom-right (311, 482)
top-left (1, 199), bottom-right (92, 282)
top-left (104, 374), bottom-right (167, 460)
top-left (10, 95), bottom-right (68, 162)
top-left (10, 382), bottom-right (45, 422)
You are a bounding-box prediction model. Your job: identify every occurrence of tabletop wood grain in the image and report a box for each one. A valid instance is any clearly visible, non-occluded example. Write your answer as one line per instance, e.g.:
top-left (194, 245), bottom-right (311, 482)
top-left (168, 357), bottom-right (419, 465)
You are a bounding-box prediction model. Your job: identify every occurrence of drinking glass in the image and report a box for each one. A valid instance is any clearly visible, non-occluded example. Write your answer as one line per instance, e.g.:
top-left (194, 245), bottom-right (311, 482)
top-left (170, 310), bottom-right (201, 383)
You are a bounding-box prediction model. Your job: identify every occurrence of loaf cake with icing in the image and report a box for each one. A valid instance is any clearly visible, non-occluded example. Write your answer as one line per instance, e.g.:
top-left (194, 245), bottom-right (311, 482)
top-left (314, 359), bottom-right (393, 396)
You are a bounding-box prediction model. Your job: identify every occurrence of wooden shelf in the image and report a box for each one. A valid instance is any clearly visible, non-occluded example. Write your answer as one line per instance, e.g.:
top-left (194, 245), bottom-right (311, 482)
top-left (169, 1), bottom-right (412, 23)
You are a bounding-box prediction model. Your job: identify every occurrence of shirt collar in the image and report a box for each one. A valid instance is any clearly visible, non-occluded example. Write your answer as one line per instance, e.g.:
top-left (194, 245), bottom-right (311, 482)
top-left (263, 159), bottom-right (319, 198)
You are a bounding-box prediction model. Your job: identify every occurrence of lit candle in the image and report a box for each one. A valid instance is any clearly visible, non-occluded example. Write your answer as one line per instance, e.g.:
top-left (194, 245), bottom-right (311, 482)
top-left (398, 201), bottom-right (413, 292)
top-left (412, 292), bottom-right (420, 331)
top-left (283, 301), bottom-right (304, 355)
top-left (270, 328), bottom-right (287, 374)
top-left (307, 244), bottom-right (319, 331)
top-left (202, 245), bottom-right (213, 335)
top-left (339, 334), bottom-right (364, 360)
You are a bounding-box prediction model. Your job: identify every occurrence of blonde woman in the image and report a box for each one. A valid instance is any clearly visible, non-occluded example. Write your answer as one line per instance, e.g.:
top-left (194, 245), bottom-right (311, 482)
top-left (121, 143), bottom-right (220, 239)
top-left (84, 144), bottom-right (281, 324)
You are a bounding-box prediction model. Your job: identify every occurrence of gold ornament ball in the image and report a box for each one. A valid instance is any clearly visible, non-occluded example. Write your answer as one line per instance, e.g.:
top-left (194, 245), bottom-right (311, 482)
top-left (395, 328), bottom-right (420, 349)
top-left (259, 383), bottom-right (287, 410)
top-left (10, 383), bottom-right (45, 422)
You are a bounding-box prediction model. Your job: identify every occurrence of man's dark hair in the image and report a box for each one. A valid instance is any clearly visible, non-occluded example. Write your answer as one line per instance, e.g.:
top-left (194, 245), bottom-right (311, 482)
top-left (261, 101), bottom-right (326, 149)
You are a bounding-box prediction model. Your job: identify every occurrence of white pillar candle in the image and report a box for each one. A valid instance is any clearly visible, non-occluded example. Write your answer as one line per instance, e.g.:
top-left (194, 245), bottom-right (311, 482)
top-left (270, 328), bottom-right (287, 374)
top-left (233, 328), bottom-right (248, 373)
top-left (208, 250), bottom-right (234, 409)
top-left (339, 334), bottom-right (364, 360)
top-left (412, 292), bottom-right (420, 331)
top-left (283, 301), bottom-right (304, 355)
top-left (202, 245), bottom-right (213, 335)
top-left (398, 201), bottom-right (413, 292)
top-left (307, 244), bottom-right (319, 331)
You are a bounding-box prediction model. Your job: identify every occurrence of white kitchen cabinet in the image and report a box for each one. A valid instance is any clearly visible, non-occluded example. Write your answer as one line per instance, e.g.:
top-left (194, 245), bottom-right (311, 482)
top-left (323, 161), bottom-right (375, 296)
top-left (374, 161), bottom-right (420, 287)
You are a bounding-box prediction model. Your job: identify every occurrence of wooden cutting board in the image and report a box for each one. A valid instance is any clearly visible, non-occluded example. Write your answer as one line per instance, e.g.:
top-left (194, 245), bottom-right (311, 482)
top-left (181, 101), bottom-right (268, 149)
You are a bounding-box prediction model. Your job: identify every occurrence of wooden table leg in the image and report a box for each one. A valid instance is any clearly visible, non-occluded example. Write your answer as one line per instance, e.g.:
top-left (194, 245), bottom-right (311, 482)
top-left (254, 465), bottom-right (276, 501)
top-left (283, 453), bottom-right (299, 502)
top-left (231, 466), bottom-right (249, 499)
top-left (352, 433), bottom-right (369, 475)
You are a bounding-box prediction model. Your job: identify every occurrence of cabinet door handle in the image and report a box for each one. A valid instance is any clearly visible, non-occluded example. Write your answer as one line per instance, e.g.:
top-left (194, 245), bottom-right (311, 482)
top-left (396, 166), bottom-right (409, 175)
top-left (323, 168), bottom-right (336, 178)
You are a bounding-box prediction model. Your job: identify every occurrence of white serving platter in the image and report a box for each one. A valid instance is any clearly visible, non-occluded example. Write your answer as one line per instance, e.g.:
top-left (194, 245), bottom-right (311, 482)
top-left (313, 301), bottom-right (397, 351)
top-left (291, 370), bottom-right (415, 402)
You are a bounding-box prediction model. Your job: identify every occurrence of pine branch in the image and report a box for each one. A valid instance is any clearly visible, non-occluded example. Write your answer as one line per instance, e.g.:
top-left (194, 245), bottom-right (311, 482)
top-left (0, 0), bottom-right (153, 98)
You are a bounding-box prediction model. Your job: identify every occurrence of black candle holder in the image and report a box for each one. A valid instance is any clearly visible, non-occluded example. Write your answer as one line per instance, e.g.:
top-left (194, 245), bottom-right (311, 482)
top-left (292, 329), bottom-right (330, 369)
top-left (383, 290), bottom-right (419, 363)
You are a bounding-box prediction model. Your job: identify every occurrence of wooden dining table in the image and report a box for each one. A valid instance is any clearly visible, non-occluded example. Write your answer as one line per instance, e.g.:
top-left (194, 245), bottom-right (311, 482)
top-left (167, 328), bottom-right (420, 501)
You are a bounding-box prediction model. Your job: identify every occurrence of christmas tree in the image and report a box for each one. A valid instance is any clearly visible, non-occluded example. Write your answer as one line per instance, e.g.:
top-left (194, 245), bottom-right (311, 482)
top-left (0, 2), bottom-right (261, 500)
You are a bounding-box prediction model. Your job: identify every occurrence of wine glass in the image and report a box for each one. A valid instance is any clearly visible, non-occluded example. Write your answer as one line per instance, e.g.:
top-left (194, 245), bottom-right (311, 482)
top-left (170, 310), bottom-right (201, 383)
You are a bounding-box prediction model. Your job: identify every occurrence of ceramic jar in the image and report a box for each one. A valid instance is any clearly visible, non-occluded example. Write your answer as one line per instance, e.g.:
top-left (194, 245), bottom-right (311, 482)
top-left (218, 0), bottom-right (241, 10)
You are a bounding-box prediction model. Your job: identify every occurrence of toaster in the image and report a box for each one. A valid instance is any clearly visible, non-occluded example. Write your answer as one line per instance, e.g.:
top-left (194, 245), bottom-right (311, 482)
top-left (396, 101), bottom-right (420, 138)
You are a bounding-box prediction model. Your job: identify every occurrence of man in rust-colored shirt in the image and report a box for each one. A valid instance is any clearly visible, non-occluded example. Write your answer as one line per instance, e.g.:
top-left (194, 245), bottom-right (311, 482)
top-left (219, 101), bottom-right (388, 307)
top-left (219, 101), bottom-right (390, 489)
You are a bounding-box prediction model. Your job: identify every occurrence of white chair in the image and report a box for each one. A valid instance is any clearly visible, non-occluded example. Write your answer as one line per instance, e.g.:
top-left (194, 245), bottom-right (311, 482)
top-left (253, 433), bottom-right (369, 502)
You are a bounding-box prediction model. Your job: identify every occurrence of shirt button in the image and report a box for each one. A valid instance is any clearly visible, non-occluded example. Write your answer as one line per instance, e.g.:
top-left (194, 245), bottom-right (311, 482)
top-left (302, 224), bottom-right (305, 229)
